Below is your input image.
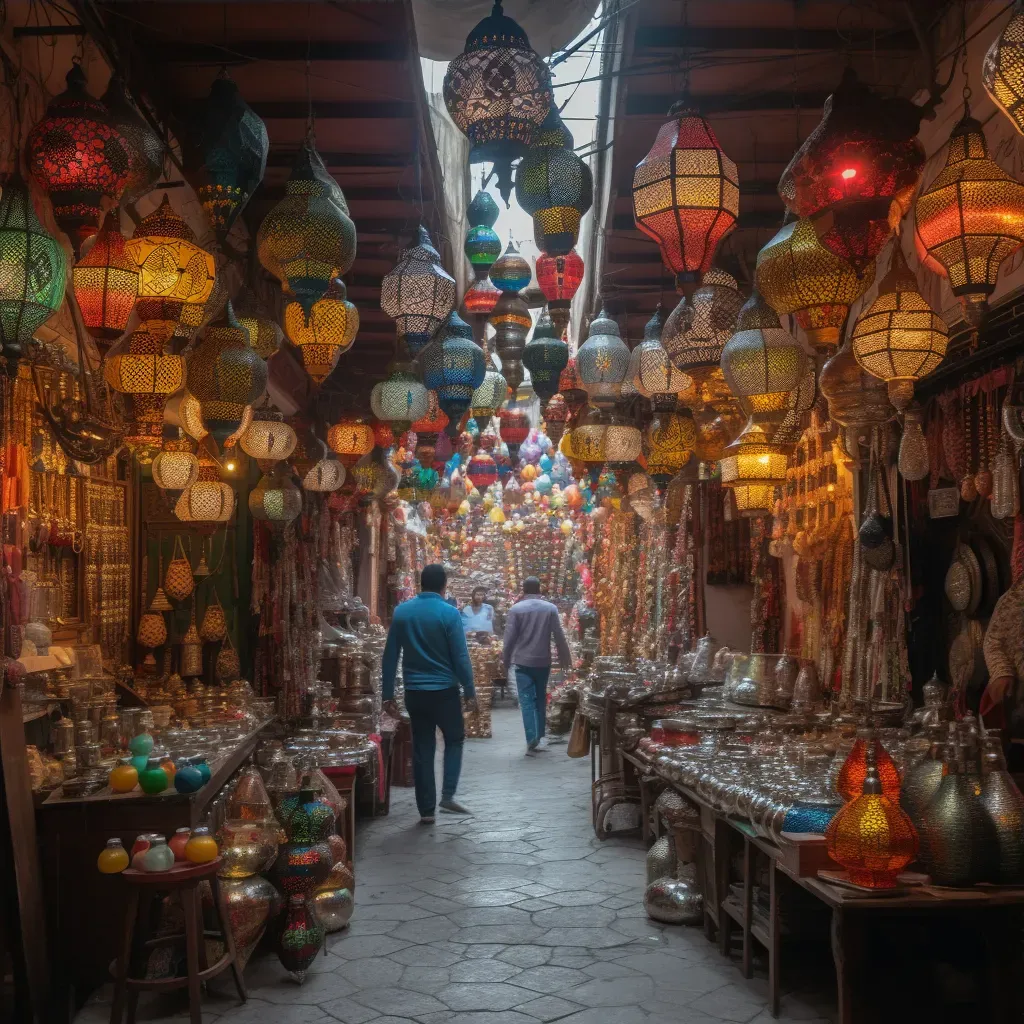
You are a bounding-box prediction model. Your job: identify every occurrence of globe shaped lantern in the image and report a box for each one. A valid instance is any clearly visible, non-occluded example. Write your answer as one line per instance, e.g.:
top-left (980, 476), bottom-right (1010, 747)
top-left (352, 447), bottom-right (399, 500)
top-left (568, 408), bottom-right (608, 474)
top-left (915, 102), bottom-right (1024, 327)
top-left (984, 6), bottom-right (1024, 136)
top-left (303, 450), bottom-right (346, 492)
top-left (257, 138), bottom-right (356, 316)
top-left (234, 284), bottom-right (283, 361)
top-left (183, 73), bottom-right (268, 244)
top-left (327, 417), bottom-right (375, 467)
top-left (470, 347), bottom-right (508, 423)
top-left (818, 340), bottom-right (893, 447)
top-left (499, 406), bottom-right (531, 460)
top-left (466, 451), bottom-right (499, 491)
top-left (646, 409), bottom-right (696, 485)
top-left (755, 217), bottom-right (873, 354)
top-left (421, 309), bottom-right (486, 432)
top-left (443, 2), bottom-right (552, 204)
top-left (102, 77), bottom-right (163, 205)
top-left (370, 348), bottom-right (430, 434)
top-left (463, 278), bottom-right (500, 317)
top-left (489, 238), bottom-right (532, 293)
top-left (576, 309), bottom-right (630, 410)
top-left (633, 102), bottom-right (739, 293)
top-left (381, 226), bottom-right (456, 354)
top-left (515, 106), bottom-right (593, 255)
top-left (152, 436), bottom-right (200, 492)
top-left (284, 277), bottom-right (359, 384)
top-left (175, 457), bottom-right (235, 522)
top-left (249, 468), bottom-right (302, 527)
top-left (464, 189), bottom-right (501, 280)
top-left (522, 309), bottom-right (569, 406)
top-left (240, 412), bottom-right (298, 465)
top-left (104, 328), bottom-right (184, 398)
top-left (632, 306), bottom-right (693, 409)
top-left (0, 177), bottom-right (66, 374)
top-left (71, 209), bottom-right (139, 352)
top-left (542, 392), bottom-right (569, 445)
top-left (778, 68), bottom-right (925, 276)
top-left (536, 249), bottom-right (584, 336)
top-left (26, 63), bottom-right (130, 256)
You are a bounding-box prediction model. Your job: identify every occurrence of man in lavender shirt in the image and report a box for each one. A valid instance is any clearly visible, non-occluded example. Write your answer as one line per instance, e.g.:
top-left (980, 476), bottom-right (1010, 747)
top-left (502, 577), bottom-right (572, 755)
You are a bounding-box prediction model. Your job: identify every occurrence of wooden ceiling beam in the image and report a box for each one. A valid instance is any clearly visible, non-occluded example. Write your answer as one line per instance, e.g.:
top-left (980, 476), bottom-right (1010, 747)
top-left (634, 26), bottom-right (916, 52)
top-left (625, 90), bottom-right (830, 117)
top-left (247, 99), bottom-right (414, 119)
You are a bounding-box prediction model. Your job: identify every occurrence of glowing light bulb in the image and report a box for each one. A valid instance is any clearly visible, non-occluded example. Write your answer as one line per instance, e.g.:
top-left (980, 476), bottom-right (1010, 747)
top-left (225, 460), bottom-right (236, 472)
top-left (841, 167), bottom-right (857, 180)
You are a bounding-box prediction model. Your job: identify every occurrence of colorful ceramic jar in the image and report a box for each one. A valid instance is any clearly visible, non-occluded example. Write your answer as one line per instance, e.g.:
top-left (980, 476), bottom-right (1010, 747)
top-left (128, 731), bottom-right (154, 757)
top-left (174, 762), bottom-right (205, 794)
top-left (109, 759), bottom-right (139, 793)
top-left (185, 826), bottom-right (219, 864)
top-left (140, 835), bottom-right (175, 872)
top-left (130, 754), bottom-right (149, 773)
top-left (138, 757), bottom-right (169, 795)
top-left (169, 827), bottom-right (191, 861)
top-left (97, 838), bottom-right (129, 874)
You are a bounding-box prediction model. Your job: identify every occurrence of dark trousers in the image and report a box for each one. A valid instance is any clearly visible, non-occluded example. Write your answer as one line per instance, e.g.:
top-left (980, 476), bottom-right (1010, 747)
top-left (404, 687), bottom-right (465, 816)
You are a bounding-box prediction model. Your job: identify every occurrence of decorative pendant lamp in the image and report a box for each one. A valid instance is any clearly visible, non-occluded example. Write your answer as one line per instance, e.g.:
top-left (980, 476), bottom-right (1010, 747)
top-left (558, 358), bottom-right (588, 419)
top-left (489, 239), bottom-right (532, 390)
top-left (327, 416), bottom-right (375, 467)
top-left (466, 451), bottom-right (498, 491)
top-left (234, 284), bottom-right (283, 361)
top-left (126, 194), bottom-right (216, 341)
top-left (172, 391), bottom-right (253, 449)
top-left (604, 414), bottom-right (642, 470)
top-left (381, 226), bottom-right (456, 355)
top-left (632, 306), bottom-right (693, 405)
top-left (568, 408), bottom-right (608, 468)
top-left (984, 5), bottom-right (1024, 135)
top-left (352, 447), bottom-right (399, 500)
top-left (755, 217), bottom-right (872, 353)
top-left (779, 68), bottom-right (925, 276)
top-left (577, 309), bottom-right (631, 410)
top-left (184, 73), bottom-right (268, 243)
top-left (421, 310), bottom-right (486, 432)
top-left (542, 393), bottom-right (569, 445)
top-left (515, 106), bottom-right (593, 255)
top-left (537, 249), bottom-right (584, 336)
top-left (240, 411), bottom-right (298, 464)
top-left (470, 341), bottom-right (508, 423)
top-left (185, 302), bottom-right (268, 446)
top-left (463, 278), bottom-right (501, 317)
top-left (819, 339), bottom-right (893, 446)
top-left (371, 345), bottom-right (430, 433)
top-left (772, 365), bottom-right (818, 445)
top-left (249, 467), bottom-right (302, 526)
top-left (26, 63), bottom-right (129, 255)
top-left (443, 2), bottom-right (552, 204)
top-left (257, 137), bottom-right (356, 316)
top-left (719, 419), bottom-right (788, 518)
top-left (412, 391), bottom-right (449, 465)
top-left (646, 408), bottom-right (696, 485)
top-left (915, 100), bottom-right (1024, 326)
top-left (693, 405), bottom-right (743, 463)
top-left (633, 102), bottom-right (739, 293)
top-left (0, 177), bottom-right (66, 373)
top-left (175, 458), bottom-right (235, 522)
top-left (102, 77), bottom-right (164, 204)
top-left (499, 406), bottom-right (531, 460)
top-left (284, 277), bottom-right (359, 384)
top-left (152, 435), bottom-right (200, 492)
top-left (104, 327), bottom-right (184, 397)
top-left (465, 189), bottom-right (502, 280)
top-left (71, 209), bottom-right (139, 352)
top-left (850, 240), bottom-right (948, 411)
top-left (304, 449), bottom-right (346, 492)
top-left (664, 267), bottom-right (743, 389)
top-left (522, 309), bottom-right (569, 407)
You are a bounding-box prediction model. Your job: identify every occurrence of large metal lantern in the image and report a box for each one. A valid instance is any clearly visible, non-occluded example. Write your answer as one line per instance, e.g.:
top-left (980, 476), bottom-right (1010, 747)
top-left (327, 417), bottom-right (375, 467)
top-left (0, 177), bottom-right (66, 373)
top-left (104, 328), bottom-right (184, 396)
top-left (72, 210), bottom-right (139, 352)
top-left (442, 2), bottom-right (552, 204)
top-left (719, 419), bottom-right (787, 494)
top-left (124, 394), bottom-right (166, 462)
top-left (234, 285), bottom-right (283, 361)
top-left (352, 447), bottom-right (399, 500)
top-left (470, 351), bottom-right (508, 423)
top-left (303, 450), bottom-right (346, 492)
top-left (646, 409), bottom-right (696, 484)
top-left (755, 217), bottom-right (872, 353)
top-left (522, 309), bottom-right (569, 405)
top-left (631, 306), bottom-right (692, 407)
top-left (664, 267), bottom-right (742, 390)
top-left (240, 413), bottom-right (298, 464)
top-left (381, 226), bottom-right (455, 355)
top-left (184, 74), bottom-right (268, 243)
top-left (489, 292), bottom-right (531, 387)
top-left (819, 339), bottom-right (893, 444)
top-left (102, 77), bottom-right (164, 204)
top-left (515, 106), bottom-right (593, 255)
top-left (915, 102), bottom-right (1024, 326)
top-left (633, 103), bottom-right (739, 293)
top-left (465, 189), bottom-right (501, 279)
top-left (985, 6), bottom-right (1024, 136)
top-left (26, 63), bottom-right (129, 255)
top-left (463, 278), bottom-right (500, 317)
top-left (779, 68), bottom-right (925, 276)
top-left (412, 391), bottom-right (449, 464)
top-left (126, 194), bottom-right (216, 341)
top-left (249, 468), bottom-right (302, 526)
top-left (152, 436), bottom-right (200, 492)
top-left (577, 309), bottom-right (630, 410)
top-left (257, 138), bottom-right (356, 316)
top-left (421, 309), bottom-right (486, 432)
top-left (175, 459), bottom-right (235, 523)
top-left (536, 250), bottom-right (584, 336)
top-left (284, 277), bottom-right (359, 384)
top-left (850, 241), bottom-right (947, 412)
top-left (370, 350), bottom-right (430, 433)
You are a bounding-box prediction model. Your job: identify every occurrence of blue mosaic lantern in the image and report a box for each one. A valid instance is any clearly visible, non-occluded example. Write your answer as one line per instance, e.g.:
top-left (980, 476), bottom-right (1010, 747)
top-left (420, 309), bottom-right (486, 434)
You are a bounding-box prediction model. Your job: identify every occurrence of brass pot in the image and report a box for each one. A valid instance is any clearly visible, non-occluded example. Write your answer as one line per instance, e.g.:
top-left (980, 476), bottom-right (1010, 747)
top-left (216, 821), bottom-right (278, 879)
top-left (312, 887), bottom-right (353, 933)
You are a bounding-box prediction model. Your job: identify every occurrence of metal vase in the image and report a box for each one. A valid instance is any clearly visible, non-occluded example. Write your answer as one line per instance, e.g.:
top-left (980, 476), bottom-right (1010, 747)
top-left (900, 743), bottom-right (946, 824)
top-left (981, 741), bottom-right (1024, 884)
top-left (643, 877), bottom-right (703, 925)
top-left (918, 772), bottom-right (999, 887)
top-left (645, 836), bottom-right (676, 885)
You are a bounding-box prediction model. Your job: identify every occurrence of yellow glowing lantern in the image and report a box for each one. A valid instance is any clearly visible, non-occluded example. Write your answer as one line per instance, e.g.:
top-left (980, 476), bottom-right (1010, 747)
top-left (283, 277), bottom-right (359, 385)
top-left (240, 414), bottom-right (298, 464)
top-left (152, 436), bottom-right (200, 492)
top-left (984, 6), bottom-right (1024, 137)
top-left (328, 417), bottom-right (375, 467)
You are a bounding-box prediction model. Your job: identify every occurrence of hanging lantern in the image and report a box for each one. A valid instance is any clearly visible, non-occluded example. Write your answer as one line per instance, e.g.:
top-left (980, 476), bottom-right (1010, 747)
top-left (304, 450), bottom-right (346, 492)
top-left (352, 448), bottom-right (399, 500)
top-left (985, 6), bottom-right (1024, 136)
top-left (381, 226), bottom-right (455, 355)
top-left (126, 194), bottom-right (216, 341)
top-left (184, 73), bottom-right (268, 243)
top-left (633, 102), bottom-right (739, 293)
top-left (489, 239), bottom-right (532, 293)
top-left (234, 285), bottom-right (283, 361)
top-left (604, 415), bottom-right (642, 469)
top-left (542, 393), bottom-right (569, 445)
top-left (632, 306), bottom-right (693, 406)
top-left (515, 106), bottom-right (593, 255)
top-left (185, 302), bottom-right (268, 446)
top-left (576, 309), bottom-right (630, 410)
top-left (465, 189), bottom-right (501, 279)
top-left (177, 392), bottom-right (208, 441)
top-left (175, 459), bottom-right (235, 522)
top-left (71, 209), bottom-right (139, 351)
top-left (772, 365), bottom-right (818, 446)
top-left (102, 76), bottom-right (163, 204)
top-left (421, 310), bottom-right (486, 432)
top-left (558, 358), bottom-right (588, 418)
top-left (499, 406), bottom-right (531, 460)
top-left (915, 101), bottom-right (1024, 326)
top-left (568, 408), bottom-right (608, 467)
top-left (646, 408), bottom-right (696, 485)
top-left (755, 218), bottom-right (872, 353)
top-left (284, 277), bottom-right (358, 384)
top-left (26, 63), bottom-right (129, 255)
top-left (257, 137), bottom-right (356, 316)
top-left (411, 390), bottom-right (449, 466)
top-left (470, 347), bottom-right (508, 423)
top-left (693, 405), bottom-right (743, 463)
top-left (0, 177), bottom-right (66, 374)
top-left (443, 2), bottom-right (552, 204)
top-left (536, 250), bottom-right (584, 337)
top-left (371, 347), bottom-right (430, 433)
top-left (124, 394), bottom-right (167, 463)
top-left (850, 240), bottom-right (948, 411)
top-left (819, 339), bottom-right (893, 446)
top-left (104, 328), bottom-right (184, 396)
top-left (327, 417), bottom-right (375, 467)
top-left (372, 420), bottom-right (394, 449)
top-left (152, 436), bottom-right (200, 492)
top-left (249, 468), bottom-right (302, 526)
top-left (463, 278), bottom-right (501, 317)
top-left (240, 413), bottom-right (298, 464)
top-left (719, 419), bottom-right (788, 514)
top-left (522, 309), bottom-right (569, 405)
top-left (779, 68), bottom-right (925, 276)
top-left (466, 451), bottom-right (498, 491)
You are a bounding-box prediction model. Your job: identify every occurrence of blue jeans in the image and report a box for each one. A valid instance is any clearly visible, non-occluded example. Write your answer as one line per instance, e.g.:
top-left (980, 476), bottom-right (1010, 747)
top-left (515, 665), bottom-right (550, 747)
top-left (404, 687), bottom-right (465, 816)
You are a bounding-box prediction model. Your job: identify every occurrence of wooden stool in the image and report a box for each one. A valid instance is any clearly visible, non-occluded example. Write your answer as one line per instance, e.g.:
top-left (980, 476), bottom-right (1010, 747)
top-left (109, 857), bottom-right (246, 1024)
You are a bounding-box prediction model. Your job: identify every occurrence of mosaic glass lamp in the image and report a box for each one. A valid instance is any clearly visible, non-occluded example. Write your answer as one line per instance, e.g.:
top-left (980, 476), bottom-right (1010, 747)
top-left (466, 451), bottom-right (498, 491)
top-left (915, 101), bottom-right (1024, 326)
top-left (568, 408), bottom-right (608, 468)
top-left (850, 241), bottom-right (948, 411)
top-left (664, 267), bottom-right (742, 387)
top-left (257, 137), bottom-right (356, 317)
top-left (152, 436), bottom-right (200, 492)
top-left (249, 468), bottom-right (302, 526)
top-left (755, 217), bottom-right (872, 353)
top-left (470, 345), bottom-right (509, 423)
top-left (542, 393), bottom-right (569, 445)
top-left (71, 209), bottom-right (138, 351)
top-left (240, 413), bottom-right (298, 464)
top-left (0, 176), bottom-right (66, 374)
top-left (779, 68), bottom-right (925, 276)
top-left (632, 306), bottom-right (693, 406)
top-left (327, 417), bottom-right (375, 467)
top-left (443, 2), bottom-right (552, 204)
top-left (836, 727), bottom-right (901, 802)
top-left (522, 309), bottom-right (569, 406)
top-left (370, 348), bottom-right (430, 433)
top-left (536, 249), bottom-right (584, 336)
top-left (175, 459), bottom-right (235, 522)
top-left (303, 449), bottom-right (346, 492)
top-left (234, 284), bottom-right (283, 361)
top-left (463, 278), bottom-right (501, 317)
top-left (465, 189), bottom-right (501, 279)
top-left (381, 226), bottom-right (456, 355)
top-left (102, 76), bottom-right (163, 204)
top-left (184, 73), bottom-right (268, 243)
top-left (577, 309), bottom-right (630, 411)
top-left (104, 328), bottom-right (184, 396)
top-left (26, 63), bottom-right (129, 255)
top-left (421, 310), bottom-right (486, 432)
top-left (646, 408), bottom-right (696, 485)
top-left (632, 102), bottom-right (739, 293)
top-left (284, 277), bottom-right (359, 384)
top-left (984, 5), bottom-right (1024, 136)
top-left (490, 238), bottom-right (533, 293)
top-left (515, 106), bottom-right (593, 255)
top-left (558, 358), bottom-right (588, 418)
top-left (499, 406), bottom-right (531, 460)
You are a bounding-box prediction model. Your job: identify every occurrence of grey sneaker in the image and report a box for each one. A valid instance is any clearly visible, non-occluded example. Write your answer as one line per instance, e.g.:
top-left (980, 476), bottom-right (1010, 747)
top-left (535, 737), bottom-right (550, 751)
top-left (420, 814), bottom-right (435, 824)
top-left (439, 799), bottom-right (472, 815)
top-left (525, 745), bottom-right (538, 757)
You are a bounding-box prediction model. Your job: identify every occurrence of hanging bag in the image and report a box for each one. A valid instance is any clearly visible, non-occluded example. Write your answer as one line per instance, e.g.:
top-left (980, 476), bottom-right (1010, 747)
top-left (199, 591), bottom-right (227, 642)
top-left (164, 535), bottom-right (194, 602)
top-left (216, 631), bottom-right (241, 682)
top-left (567, 711), bottom-right (590, 758)
top-left (860, 447), bottom-right (896, 572)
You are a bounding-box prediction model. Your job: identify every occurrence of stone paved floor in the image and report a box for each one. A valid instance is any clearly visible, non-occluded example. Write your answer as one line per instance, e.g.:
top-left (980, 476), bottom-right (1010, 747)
top-left (79, 707), bottom-right (835, 1024)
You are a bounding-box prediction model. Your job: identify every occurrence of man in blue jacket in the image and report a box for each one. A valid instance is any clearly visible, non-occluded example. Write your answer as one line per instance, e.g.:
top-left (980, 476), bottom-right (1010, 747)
top-left (382, 564), bottom-right (477, 823)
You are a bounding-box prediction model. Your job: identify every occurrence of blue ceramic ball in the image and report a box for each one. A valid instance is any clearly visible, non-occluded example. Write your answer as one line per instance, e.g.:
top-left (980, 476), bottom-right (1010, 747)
top-left (128, 732), bottom-right (154, 757)
top-left (174, 765), bottom-right (205, 794)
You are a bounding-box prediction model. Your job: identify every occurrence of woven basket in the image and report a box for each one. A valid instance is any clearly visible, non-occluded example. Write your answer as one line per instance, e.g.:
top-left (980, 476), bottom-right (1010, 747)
top-left (137, 612), bottom-right (167, 649)
top-left (164, 535), bottom-right (194, 602)
top-left (216, 637), bottom-right (241, 682)
top-left (199, 596), bottom-right (227, 642)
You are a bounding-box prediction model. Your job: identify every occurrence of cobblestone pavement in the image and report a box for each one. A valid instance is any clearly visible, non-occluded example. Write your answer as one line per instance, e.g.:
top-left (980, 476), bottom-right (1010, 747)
top-left (80, 707), bottom-right (834, 1024)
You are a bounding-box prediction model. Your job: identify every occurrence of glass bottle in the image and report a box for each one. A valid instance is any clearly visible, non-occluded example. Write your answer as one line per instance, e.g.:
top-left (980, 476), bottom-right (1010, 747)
top-left (184, 826), bottom-right (219, 864)
top-left (108, 758), bottom-right (138, 794)
top-left (169, 827), bottom-right (191, 861)
top-left (138, 757), bottom-right (169, 795)
top-left (97, 838), bottom-right (129, 874)
top-left (140, 835), bottom-right (175, 872)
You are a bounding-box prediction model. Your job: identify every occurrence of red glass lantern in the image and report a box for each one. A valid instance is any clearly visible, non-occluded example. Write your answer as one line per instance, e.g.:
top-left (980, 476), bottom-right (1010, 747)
top-left (463, 277), bottom-right (501, 317)
top-left (543, 392), bottom-right (569, 445)
top-left (536, 249), bottom-right (584, 335)
top-left (372, 420), bottom-right (394, 449)
top-left (466, 451), bottom-right (498, 491)
top-left (836, 729), bottom-right (901, 802)
top-left (499, 407), bottom-right (530, 460)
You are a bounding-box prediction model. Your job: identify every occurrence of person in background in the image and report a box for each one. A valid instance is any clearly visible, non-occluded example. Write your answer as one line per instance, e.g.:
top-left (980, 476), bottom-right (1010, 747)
top-left (502, 576), bottom-right (572, 755)
top-left (461, 586), bottom-right (495, 637)
top-left (382, 564), bottom-right (477, 822)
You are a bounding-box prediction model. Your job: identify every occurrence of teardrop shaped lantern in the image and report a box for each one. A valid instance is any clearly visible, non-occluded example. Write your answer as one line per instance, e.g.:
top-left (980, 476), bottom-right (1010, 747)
top-left (152, 436), bottom-right (200, 492)
top-left (327, 416), bottom-right (375, 467)
top-left (819, 339), bottom-right (893, 446)
top-left (576, 309), bottom-right (630, 411)
top-left (234, 284), bottom-right (283, 360)
top-left (72, 209), bottom-right (139, 351)
top-left (249, 467), bottom-right (302, 526)
top-left (915, 101), bottom-right (1024, 326)
top-left (522, 309), bottom-right (569, 406)
top-left (284, 277), bottom-right (359, 384)
top-left (370, 346), bottom-right (430, 433)
top-left (257, 137), bottom-right (356, 316)
top-left (104, 327), bottom-right (184, 397)
top-left (632, 306), bottom-right (693, 407)
top-left (102, 77), bottom-right (164, 204)
top-left (465, 189), bottom-right (501, 280)
top-left (184, 73), bottom-right (269, 243)
top-left (536, 249), bottom-right (584, 337)
top-left (0, 177), bottom-right (66, 374)
top-left (470, 341), bottom-right (509, 423)
top-left (543, 393), bottom-right (569, 445)
top-left (381, 226), bottom-right (456, 354)
top-left (985, 6), bottom-right (1024, 136)
top-left (26, 63), bottom-right (130, 255)
top-left (443, 2), bottom-right (553, 204)
top-left (633, 102), bottom-right (739, 293)
top-left (515, 106), bottom-right (593, 255)
top-left (421, 310), bottom-right (486, 433)
top-left (663, 267), bottom-right (742, 389)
